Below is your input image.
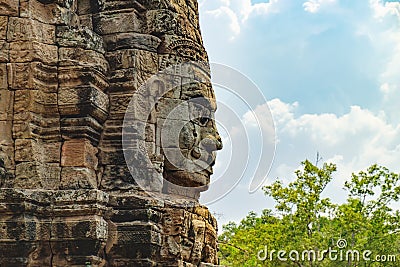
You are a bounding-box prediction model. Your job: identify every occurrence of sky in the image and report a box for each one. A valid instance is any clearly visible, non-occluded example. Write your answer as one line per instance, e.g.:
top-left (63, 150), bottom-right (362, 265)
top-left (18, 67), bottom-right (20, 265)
top-left (197, 0), bottom-right (400, 228)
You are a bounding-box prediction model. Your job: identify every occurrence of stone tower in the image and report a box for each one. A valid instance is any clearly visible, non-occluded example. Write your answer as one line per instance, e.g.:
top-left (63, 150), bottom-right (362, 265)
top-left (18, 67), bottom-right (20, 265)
top-left (0, 0), bottom-right (223, 266)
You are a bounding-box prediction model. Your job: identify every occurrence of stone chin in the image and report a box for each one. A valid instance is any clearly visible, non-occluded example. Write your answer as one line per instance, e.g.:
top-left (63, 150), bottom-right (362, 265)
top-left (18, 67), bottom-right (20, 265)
top-left (163, 168), bottom-right (212, 189)
top-left (163, 148), bottom-right (216, 192)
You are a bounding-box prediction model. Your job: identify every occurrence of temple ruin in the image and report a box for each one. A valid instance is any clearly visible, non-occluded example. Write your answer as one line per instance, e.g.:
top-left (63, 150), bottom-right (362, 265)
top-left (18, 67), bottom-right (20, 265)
top-left (0, 0), bottom-right (223, 266)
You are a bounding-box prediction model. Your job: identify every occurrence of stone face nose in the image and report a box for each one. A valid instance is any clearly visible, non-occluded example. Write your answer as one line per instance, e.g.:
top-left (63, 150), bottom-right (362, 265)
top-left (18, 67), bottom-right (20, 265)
top-left (201, 131), bottom-right (223, 154)
top-left (215, 133), bottom-right (223, 151)
top-left (212, 120), bottom-right (223, 151)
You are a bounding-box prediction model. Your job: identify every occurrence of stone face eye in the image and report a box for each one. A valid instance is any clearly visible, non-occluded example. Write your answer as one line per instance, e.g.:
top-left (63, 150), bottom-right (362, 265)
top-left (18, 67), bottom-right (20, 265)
top-left (199, 117), bottom-right (210, 126)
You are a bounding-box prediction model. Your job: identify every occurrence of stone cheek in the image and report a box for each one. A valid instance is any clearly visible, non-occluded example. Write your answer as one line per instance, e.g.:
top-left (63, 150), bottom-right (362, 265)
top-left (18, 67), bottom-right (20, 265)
top-left (0, 0), bottom-right (222, 266)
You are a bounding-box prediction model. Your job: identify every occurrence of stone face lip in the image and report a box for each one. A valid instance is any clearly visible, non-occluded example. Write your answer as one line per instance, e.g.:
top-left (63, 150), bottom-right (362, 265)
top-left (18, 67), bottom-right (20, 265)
top-left (0, 0), bottom-right (224, 266)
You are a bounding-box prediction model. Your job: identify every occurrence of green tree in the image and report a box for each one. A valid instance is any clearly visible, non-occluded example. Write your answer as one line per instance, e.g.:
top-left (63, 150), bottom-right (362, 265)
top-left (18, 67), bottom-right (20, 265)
top-left (218, 161), bottom-right (400, 267)
top-left (263, 160), bottom-right (336, 267)
top-left (334, 165), bottom-right (400, 266)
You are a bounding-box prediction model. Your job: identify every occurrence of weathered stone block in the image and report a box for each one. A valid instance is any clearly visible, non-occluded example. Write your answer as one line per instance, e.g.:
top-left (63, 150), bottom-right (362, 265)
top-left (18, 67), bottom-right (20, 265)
top-left (109, 68), bottom-right (135, 84)
top-left (20, 0), bottom-right (79, 25)
top-left (79, 14), bottom-right (93, 29)
top-left (106, 50), bottom-right (135, 70)
top-left (100, 165), bottom-right (134, 190)
top-left (109, 92), bottom-right (134, 118)
top-left (15, 162), bottom-right (60, 189)
top-left (56, 26), bottom-right (105, 53)
top-left (180, 238), bottom-right (195, 262)
top-left (103, 32), bottom-right (162, 53)
top-left (101, 118), bottom-right (123, 136)
top-left (58, 65), bottom-right (108, 91)
top-left (13, 90), bottom-right (58, 121)
top-left (0, 0), bottom-right (19, 16)
top-left (7, 17), bottom-right (55, 44)
top-left (145, 123), bottom-right (155, 142)
top-left (59, 47), bottom-right (108, 74)
top-left (100, 165), bottom-right (163, 193)
top-left (51, 216), bottom-right (107, 240)
top-left (61, 139), bottom-right (98, 168)
top-left (163, 208), bottom-right (185, 235)
top-left (15, 139), bottom-right (61, 163)
top-left (60, 116), bottom-right (103, 144)
top-left (0, 63), bottom-right (6, 89)
top-left (0, 16), bottom-right (7, 40)
top-left (12, 120), bottom-right (39, 140)
top-left (0, 92), bottom-right (8, 119)
top-left (7, 62), bottom-right (58, 92)
top-left (175, 14), bottom-right (199, 42)
top-left (135, 49), bottom-right (159, 74)
top-left (111, 209), bottom-right (162, 224)
top-left (156, 98), bottom-right (190, 121)
top-left (123, 94), bottom-right (156, 123)
top-left (0, 217), bottom-right (41, 241)
top-left (0, 120), bottom-right (12, 145)
top-left (60, 167), bottom-right (98, 190)
top-left (107, 225), bottom-right (161, 259)
top-left (77, 0), bottom-right (93, 16)
top-left (103, 162), bottom-right (132, 179)
top-left (146, 9), bottom-right (177, 35)
top-left (182, 81), bottom-right (214, 102)
top-left (98, 148), bottom-right (125, 165)
top-left (149, 74), bottom-right (182, 99)
top-left (162, 184), bottom-right (201, 200)
top-left (0, 40), bottom-right (8, 62)
top-left (0, 144), bottom-right (14, 176)
top-left (13, 114), bottom-right (60, 140)
top-left (0, 242), bottom-right (51, 267)
top-left (93, 10), bottom-right (141, 35)
top-left (58, 86), bottom-right (109, 122)
top-left (107, 192), bottom-right (164, 210)
top-left (100, 0), bottom-right (147, 12)
top-left (205, 225), bottom-right (217, 246)
top-left (9, 41), bottom-right (58, 65)
top-left (50, 240), bottom-right (106, 266)
top-left (194, 206), bottom-right (211, 221)
top-left (107, 67), bottom-right (154, 93)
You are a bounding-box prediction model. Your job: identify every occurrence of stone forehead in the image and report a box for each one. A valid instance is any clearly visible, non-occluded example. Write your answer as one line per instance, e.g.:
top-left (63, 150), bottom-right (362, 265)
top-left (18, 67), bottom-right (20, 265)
top-left (181, 82), bottom-right (217, 111)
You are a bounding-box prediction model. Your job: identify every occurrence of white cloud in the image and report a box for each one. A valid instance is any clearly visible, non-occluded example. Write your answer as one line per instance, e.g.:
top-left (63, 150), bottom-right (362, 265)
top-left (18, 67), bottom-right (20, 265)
top-left (380, 82), bottom-right (400, 100)
top-left (268, 98), bottom-right (400, 176)
top-left (243, 103), bottom-right (277, 140)
top-left (365, 1), bottom-right (400, 121)
top-left (201, 0), bottom-right (280, 39)
top-left (370, 0), bottom-right (400, 20)
top-left (206, 6), bottom-right (241, 38)
top-left (231, 0), bottom-right (280, 22)
top-left (220, 0), bottom-right (231, 6)
top-left (239, 97), bottom-right (400, 191)
top-left (303, 0), bottom-right (336, 13)
top-left (268, 99), bottom-right (298, 126)
top-left (256, 98), bottom-right (400, 204)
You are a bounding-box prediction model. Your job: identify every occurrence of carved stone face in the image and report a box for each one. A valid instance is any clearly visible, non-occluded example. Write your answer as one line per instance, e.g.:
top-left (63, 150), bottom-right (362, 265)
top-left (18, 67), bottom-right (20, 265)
top-left (159, 78), bottom-right (222, 193)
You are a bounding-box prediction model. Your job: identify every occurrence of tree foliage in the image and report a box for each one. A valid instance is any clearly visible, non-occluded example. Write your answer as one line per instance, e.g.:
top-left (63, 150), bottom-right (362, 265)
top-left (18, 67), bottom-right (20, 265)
top-left (219, 161), bottom-right (400, 267)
